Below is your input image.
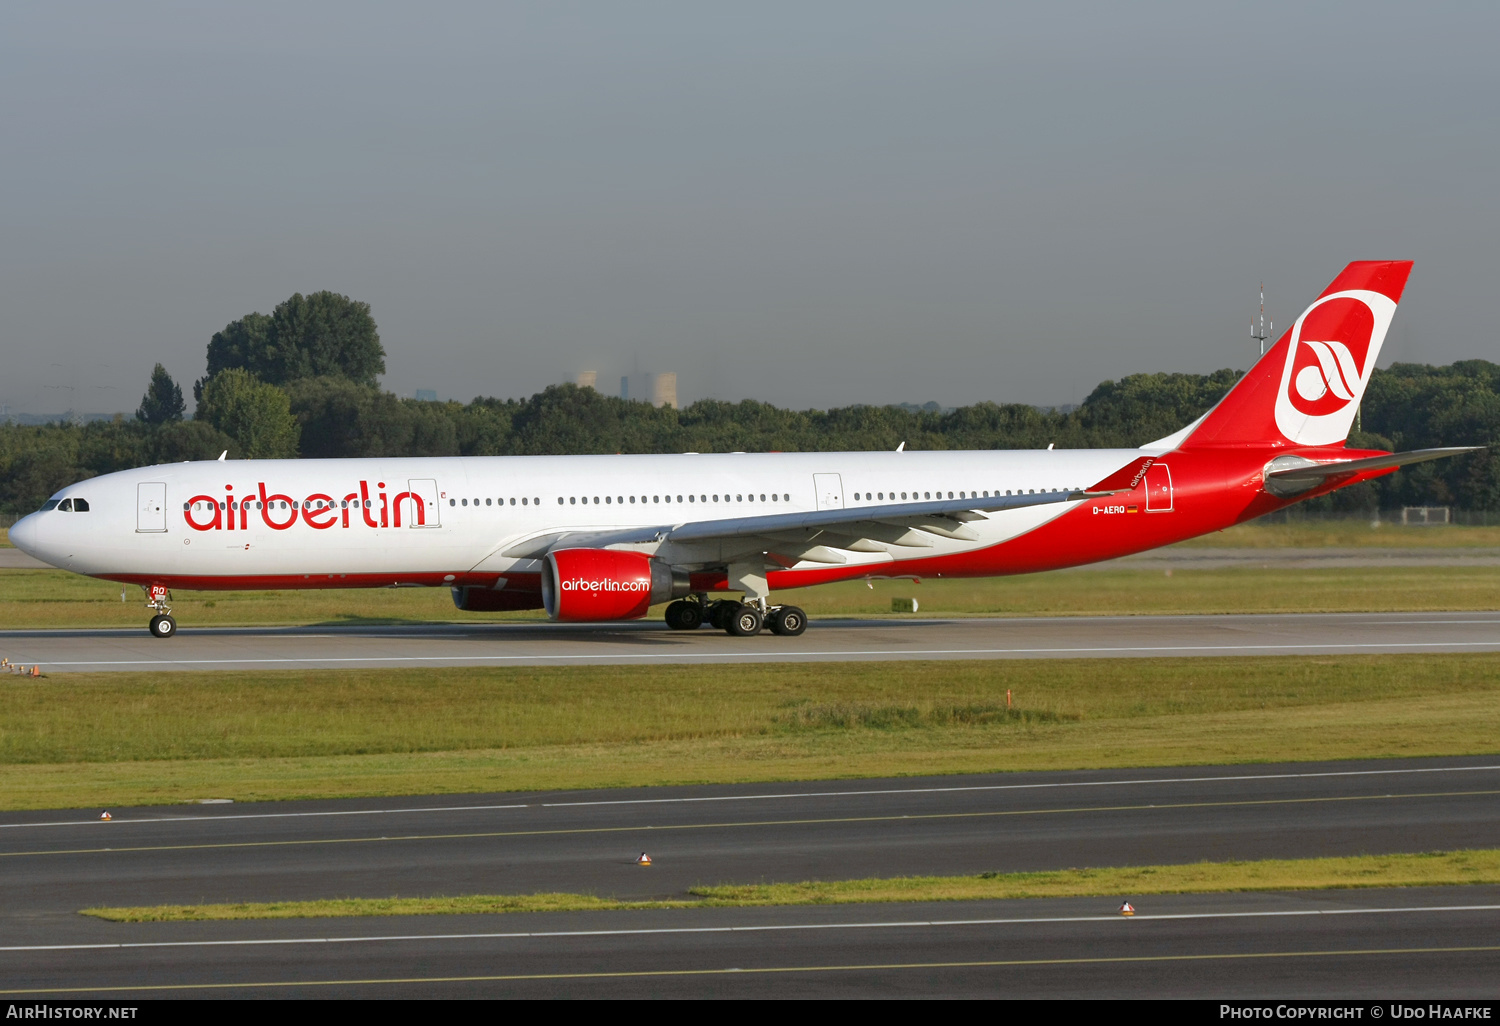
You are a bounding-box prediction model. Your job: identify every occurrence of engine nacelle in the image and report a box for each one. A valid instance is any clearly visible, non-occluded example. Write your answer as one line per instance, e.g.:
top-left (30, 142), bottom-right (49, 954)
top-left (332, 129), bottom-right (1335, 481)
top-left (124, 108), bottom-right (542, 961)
top-left (451, 585), bottom-right (544, 612)
top-left (542, 548), bottom-right (691, 621)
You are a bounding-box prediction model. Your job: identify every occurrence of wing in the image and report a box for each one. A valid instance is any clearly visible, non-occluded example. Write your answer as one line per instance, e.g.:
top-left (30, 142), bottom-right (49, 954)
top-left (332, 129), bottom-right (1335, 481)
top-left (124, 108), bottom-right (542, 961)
top-left (493, 487), bottom-right (1113, 566)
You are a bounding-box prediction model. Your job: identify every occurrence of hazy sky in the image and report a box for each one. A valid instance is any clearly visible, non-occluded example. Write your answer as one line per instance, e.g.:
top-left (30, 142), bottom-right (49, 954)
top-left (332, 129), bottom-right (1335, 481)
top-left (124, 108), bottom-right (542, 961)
top-left (2, 2), bottom-right (1497, 415)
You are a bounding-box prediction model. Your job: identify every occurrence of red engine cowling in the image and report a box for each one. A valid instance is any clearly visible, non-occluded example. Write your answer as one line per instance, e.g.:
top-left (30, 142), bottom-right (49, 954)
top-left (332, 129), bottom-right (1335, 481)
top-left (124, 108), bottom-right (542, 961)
top-left (542, 548), bottom-right (691, 621)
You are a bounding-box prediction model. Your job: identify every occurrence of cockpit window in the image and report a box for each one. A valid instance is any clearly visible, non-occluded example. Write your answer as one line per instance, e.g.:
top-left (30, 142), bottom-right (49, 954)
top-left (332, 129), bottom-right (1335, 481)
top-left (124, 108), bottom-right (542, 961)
top-left (72, 498), bottom-right (90, 512)
top-left (40, 499), bottom-right (59, 511)
top-left (56, 499), bottom-right (73, 511)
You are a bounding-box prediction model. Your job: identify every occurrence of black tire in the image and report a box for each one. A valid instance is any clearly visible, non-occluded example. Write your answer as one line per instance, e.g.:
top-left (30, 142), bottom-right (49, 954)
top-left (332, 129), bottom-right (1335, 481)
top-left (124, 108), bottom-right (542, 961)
top-left (664, 601), bottom-right (687, 630)
top-left (726, 604), bottom-right (763, 637)
top-left (707, 601), bottom-right (733, 630)
top-left (676, 601), bottom-right (704, 630)
top-left (149, 614), bottom-right (177, 639)
top-left (768, 605), bottom-right (807, 637)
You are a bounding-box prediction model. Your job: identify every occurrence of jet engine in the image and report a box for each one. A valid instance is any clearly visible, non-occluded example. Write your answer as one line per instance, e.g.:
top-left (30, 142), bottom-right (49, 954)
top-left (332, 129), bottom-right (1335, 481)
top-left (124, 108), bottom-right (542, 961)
top-left (541, 548), bottom-right (691, 621)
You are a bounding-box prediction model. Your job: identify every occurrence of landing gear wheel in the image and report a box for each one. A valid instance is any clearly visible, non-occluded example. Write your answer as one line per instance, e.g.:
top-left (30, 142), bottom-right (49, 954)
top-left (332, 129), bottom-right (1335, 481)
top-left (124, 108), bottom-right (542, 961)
top-left (149, 614), bottom-right (177, 639)
top-left (706, 600), bottom-right (734, 631)
top-left (725, 604), bottom-right (763, 637)
top-left (768, 605), bottom-right (807, 636)
top-left (664, 600), bottom-right (704, 631)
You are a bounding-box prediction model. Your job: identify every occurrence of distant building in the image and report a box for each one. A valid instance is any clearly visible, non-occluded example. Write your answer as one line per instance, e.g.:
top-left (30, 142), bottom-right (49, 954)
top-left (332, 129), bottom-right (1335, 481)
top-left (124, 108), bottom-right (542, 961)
top-left (650, 372), bottom-right (678, 409)
top-left (414, 389), bottom-right (438, 402)
top-left (575, 371), bottom-right (597, 390)
top-left (620, 376), bottom-right (630, 401)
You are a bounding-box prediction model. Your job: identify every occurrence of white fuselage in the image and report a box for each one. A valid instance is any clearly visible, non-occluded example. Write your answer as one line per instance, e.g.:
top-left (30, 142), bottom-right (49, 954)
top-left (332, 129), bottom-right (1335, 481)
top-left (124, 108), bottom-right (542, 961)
top-left (13, 449), bottom-right (1146, 585)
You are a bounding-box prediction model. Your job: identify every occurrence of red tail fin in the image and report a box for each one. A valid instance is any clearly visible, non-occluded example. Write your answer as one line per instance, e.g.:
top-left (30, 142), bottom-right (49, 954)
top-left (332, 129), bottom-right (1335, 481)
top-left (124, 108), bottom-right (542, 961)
top-left (1171, 261), bottom-right (1413, 450)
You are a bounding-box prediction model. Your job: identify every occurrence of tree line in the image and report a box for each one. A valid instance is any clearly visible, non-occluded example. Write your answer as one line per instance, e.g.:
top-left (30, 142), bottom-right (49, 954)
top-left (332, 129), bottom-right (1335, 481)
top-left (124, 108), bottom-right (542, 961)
top-left (2, 290), bottom-right (1495, 514)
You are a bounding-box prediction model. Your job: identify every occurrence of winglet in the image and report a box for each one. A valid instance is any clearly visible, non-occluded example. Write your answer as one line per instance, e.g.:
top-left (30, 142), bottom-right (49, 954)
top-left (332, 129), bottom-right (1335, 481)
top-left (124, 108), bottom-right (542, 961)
top-left (217, 450), bottom-right (227, 461)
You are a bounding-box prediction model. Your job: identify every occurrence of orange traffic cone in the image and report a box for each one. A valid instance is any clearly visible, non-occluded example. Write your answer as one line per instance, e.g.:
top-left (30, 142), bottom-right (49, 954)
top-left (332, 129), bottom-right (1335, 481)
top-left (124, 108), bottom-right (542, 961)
top-left (30, 665), bottom-right (40, 677)
top-left (100, 811), bottom-right (112, 821)
top-left (1119, 901), bottom-right (1135, 916)
top-left (636, 852), bottom-right (652, 866)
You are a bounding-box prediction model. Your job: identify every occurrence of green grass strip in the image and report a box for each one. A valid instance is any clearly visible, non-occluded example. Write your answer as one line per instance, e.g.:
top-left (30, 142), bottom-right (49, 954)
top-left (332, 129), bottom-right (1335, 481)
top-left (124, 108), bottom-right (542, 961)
top-left (81, 848), bottom-right (1500, 922)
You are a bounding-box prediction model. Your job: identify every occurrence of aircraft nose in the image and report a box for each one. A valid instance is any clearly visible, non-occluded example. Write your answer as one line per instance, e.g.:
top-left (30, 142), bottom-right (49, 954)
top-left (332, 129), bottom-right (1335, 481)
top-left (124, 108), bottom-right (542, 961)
top-left (8, 513), bottom-right (40, 556)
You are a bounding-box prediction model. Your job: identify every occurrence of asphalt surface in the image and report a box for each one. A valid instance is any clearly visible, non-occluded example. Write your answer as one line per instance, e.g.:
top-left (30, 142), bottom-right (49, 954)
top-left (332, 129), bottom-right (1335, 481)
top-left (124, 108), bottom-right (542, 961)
top-left (2, 758), bottom-right (1498, 997)
top-left (4, 610), bottom-right (1500, 672)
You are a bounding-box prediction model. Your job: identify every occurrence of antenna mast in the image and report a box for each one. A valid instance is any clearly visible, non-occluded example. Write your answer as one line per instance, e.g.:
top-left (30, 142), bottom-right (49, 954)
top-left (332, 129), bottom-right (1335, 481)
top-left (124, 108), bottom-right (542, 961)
top-left (1251, 283), bottom-right (1273, 356)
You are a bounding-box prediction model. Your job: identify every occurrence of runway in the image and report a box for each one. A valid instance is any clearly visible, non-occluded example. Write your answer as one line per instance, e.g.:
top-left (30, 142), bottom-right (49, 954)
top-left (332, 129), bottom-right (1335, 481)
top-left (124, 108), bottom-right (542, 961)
top-left (3, 610), bottom-right (1500, 672)
top-left (2, 757), bottom-right (1498, 996)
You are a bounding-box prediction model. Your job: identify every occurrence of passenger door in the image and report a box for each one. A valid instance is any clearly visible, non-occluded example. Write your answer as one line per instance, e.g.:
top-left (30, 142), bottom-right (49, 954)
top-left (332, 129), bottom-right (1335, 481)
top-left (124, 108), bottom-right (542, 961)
top-left (1145, 463), bottom-right (1173, 512)
top-left (405, 479), bottom-right (441, 527)
top-left (137, 482), bottom-right (167, 533)
top-left (813, 473), bottom-right (845, 511)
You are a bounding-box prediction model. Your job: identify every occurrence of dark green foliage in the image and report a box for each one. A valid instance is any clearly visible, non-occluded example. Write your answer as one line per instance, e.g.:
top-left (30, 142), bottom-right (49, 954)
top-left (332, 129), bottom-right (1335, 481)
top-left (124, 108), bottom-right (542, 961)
top-left (204, 293), bottom-right (384, 389)
top-left (195, 369), bottom-right (300, 459)
top-left (135, 364), bottom-right (185, 424)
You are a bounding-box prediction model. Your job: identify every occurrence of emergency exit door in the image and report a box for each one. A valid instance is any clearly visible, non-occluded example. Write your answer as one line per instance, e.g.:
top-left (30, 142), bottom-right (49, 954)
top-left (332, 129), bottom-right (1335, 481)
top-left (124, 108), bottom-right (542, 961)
top-left (137, 482), bottom-right (167, 532)
top-left (813, 473), bottom-right (844, 510)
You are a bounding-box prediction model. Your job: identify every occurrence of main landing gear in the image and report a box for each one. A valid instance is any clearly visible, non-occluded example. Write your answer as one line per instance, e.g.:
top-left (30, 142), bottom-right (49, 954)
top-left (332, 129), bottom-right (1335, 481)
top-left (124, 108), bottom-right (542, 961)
top-left (663, 597), bottom-right (807, 637)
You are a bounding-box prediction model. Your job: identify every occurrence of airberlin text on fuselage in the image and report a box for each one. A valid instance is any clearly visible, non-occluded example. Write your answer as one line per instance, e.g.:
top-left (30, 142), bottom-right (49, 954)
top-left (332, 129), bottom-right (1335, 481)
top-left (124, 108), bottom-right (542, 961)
top-left (181, 482), bottom-right (423, 532)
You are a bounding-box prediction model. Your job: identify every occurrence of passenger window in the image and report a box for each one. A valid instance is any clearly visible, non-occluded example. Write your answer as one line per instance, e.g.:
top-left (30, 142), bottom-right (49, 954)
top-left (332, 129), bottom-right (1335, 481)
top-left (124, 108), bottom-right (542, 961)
top-left (570, 497), bottom-right (576, 505)
top-left (688, 495), bottom-right (695, 502)
top-left (450, 499), bottom-right (456, 506)
top-left (486, 498), bottom-right (492, 506)
top-left (605, 496), bottom-right (612, 504)
top-left (629, 496), bottom-right (636, 503)
top-left (653, 496), bottom-right (660, 503)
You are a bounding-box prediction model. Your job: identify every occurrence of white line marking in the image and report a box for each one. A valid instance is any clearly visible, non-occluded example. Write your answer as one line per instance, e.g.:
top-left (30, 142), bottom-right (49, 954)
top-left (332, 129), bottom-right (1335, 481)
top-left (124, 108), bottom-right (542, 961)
top-left (3, 764), bottom-right (1495, 829)
top-left (12, 639), bottom-right (1500, 668)
top-left (4, 904), bottom-right (1496, 954)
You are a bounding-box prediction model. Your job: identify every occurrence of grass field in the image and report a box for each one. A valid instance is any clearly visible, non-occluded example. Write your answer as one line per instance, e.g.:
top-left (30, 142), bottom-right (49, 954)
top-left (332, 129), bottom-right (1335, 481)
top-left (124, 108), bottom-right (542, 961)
top-left (80, 849), bottom-right (1500, 921)
top-left (3, 654), bottom-right (1497, 810)
top-left (2, 562), bottom-right (1498, 628)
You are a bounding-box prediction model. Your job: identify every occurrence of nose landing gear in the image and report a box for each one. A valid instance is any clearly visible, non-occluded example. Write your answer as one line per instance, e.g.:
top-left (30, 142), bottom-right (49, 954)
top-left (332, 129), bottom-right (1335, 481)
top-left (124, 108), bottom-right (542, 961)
top-left (144, 584), bottom-right (176, 638)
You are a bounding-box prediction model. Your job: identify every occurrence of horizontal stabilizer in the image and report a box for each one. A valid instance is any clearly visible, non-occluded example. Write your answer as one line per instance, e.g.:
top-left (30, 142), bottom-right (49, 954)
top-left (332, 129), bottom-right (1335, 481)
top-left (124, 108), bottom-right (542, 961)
top-left (1263, 447), bottom-right (1482, 498)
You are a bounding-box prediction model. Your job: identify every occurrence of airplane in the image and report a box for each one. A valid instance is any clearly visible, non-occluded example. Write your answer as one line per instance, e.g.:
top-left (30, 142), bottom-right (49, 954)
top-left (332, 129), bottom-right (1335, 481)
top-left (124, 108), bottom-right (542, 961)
top-left (8, 260), bottom-right (1480, 639)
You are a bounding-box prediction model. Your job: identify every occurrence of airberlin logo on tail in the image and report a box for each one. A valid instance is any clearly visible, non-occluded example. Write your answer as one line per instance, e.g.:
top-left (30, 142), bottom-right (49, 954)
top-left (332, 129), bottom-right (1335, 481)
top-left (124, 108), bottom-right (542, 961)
top-left (1274, 290), bottom-right (1397, 446)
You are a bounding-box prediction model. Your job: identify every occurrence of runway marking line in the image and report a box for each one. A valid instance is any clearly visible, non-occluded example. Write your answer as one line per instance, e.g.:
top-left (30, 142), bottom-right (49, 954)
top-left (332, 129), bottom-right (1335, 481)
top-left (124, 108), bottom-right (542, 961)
top-left (4, 945), bottom-right (1499, 994)
top-left (14, 638), bottom-right (1500, 669)
top-left (4, 903), bottom-right (1498, 954)
top-left (5, 789), bottom-right (1497, 859)
top-left (6, 763), bottom-right (1496, 831)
